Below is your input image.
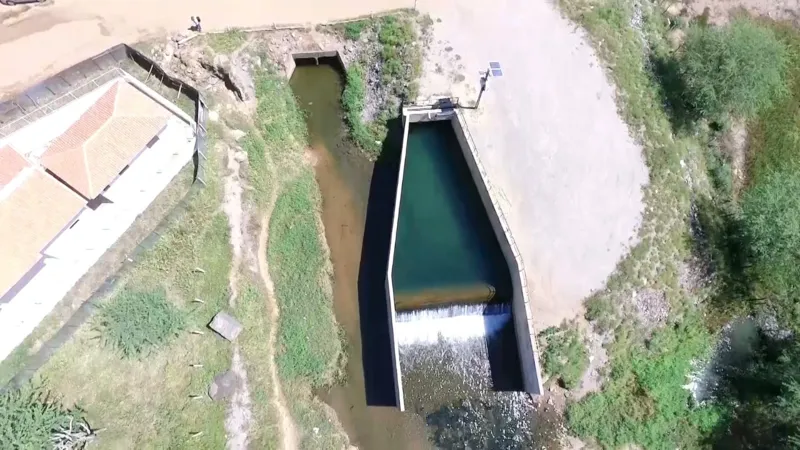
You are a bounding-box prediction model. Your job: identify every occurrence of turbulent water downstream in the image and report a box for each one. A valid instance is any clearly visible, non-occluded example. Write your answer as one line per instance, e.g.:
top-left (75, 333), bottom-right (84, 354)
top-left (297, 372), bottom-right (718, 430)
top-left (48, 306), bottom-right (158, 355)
top-left (290, 59), bottom-right (548, 449)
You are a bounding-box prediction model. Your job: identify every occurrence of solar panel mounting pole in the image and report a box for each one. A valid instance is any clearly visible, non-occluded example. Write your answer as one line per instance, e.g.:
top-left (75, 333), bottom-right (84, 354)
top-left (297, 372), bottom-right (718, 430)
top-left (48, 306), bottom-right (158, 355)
top-left (474, 62), bottom-right (502, 109)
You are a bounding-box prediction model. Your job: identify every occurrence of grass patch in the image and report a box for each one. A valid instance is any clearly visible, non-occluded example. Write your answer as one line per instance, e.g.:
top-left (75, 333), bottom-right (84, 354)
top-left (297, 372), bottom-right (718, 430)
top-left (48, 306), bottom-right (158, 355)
top-left (97, 289), bottom-right (185, 358)
top-left (343, 20), bottom-right (369, 41)
top-left (0, 388), bottom-right (89, 449)
top-left (748, 24), bottom-right (800, 186)
top-left (268, 171), bottom-right (340, 386)
top-left (342, 63), bottom-right (382, 156)
top-left (205, 29), bottom-right (247, 54)
top-left (539, 324), bottom-right (589, 389)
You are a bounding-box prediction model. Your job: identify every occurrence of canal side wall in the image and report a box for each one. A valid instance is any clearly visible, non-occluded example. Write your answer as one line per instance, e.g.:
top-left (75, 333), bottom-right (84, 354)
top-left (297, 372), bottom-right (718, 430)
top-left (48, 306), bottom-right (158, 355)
top-left (385, 110), bottom-right (413, 411)
top-left (400, 105), bottom-right (544, 396)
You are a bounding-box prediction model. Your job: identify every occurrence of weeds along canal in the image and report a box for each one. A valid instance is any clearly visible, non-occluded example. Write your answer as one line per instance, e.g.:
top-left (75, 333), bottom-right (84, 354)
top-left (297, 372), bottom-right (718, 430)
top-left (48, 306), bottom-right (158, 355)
top-left (289, 57), bottom-right (552, 449)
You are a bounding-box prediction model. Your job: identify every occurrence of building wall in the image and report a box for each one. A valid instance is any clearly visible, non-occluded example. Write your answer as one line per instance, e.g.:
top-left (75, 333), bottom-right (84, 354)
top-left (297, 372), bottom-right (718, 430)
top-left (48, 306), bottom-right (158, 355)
top-left (0, 116), bottom-right (195, 363)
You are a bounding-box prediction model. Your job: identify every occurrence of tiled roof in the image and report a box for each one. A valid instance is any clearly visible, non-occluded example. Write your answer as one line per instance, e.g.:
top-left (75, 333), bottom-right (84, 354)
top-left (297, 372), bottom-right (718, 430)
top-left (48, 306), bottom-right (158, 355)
top-left (0, 169), bottom-right (84, 297)
top-left (0, 145), bottom-right (28, 189)
top-left (41, 80), bottom-right (170, 198)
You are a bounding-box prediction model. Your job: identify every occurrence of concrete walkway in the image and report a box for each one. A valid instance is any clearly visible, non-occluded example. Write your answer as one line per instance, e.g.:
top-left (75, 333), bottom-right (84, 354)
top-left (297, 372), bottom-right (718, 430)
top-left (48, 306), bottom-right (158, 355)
top-left (417, 0), bottom-right (649, 327)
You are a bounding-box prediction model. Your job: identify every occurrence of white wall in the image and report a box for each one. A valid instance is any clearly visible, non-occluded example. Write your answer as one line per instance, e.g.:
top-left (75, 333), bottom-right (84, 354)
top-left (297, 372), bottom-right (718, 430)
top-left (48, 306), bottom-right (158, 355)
top-left (0, 116), bottom-right (195, 363)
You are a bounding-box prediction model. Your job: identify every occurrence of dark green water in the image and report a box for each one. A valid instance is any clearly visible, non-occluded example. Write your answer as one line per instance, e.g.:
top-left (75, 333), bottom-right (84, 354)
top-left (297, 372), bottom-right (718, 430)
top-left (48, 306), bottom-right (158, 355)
top-left (393, 120), bottom-right (512, 303)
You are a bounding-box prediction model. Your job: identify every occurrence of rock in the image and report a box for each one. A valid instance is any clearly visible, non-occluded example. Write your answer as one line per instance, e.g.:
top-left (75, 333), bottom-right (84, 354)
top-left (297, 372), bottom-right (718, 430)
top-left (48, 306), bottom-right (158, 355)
top-left (208, 370), bottom-right (240, 401)
top-left (230, 129), bottom-right (247, 141)
top-left (208, 110), bottom-right (220, 122)
top-left (208, 311), bottom-right (243, 341)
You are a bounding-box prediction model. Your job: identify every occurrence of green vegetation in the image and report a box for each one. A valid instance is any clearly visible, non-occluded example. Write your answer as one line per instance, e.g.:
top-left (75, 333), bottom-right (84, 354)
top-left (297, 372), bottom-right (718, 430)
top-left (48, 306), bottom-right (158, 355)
top-left (0, 388), bottom-right (89, 449)
top-left (269, 172), bottom-right (341, 385)
top-left (97, 289), bottom-right (185, 358)
top-left (342, 64), bottom-right (378, 155)
top-left (538, 324), bottom-right (589, 389)
top-left (681, 19), bottom-right (788, 122)
top-left (205, 29), bottom-right (247, 54)
top-left (568, 315), bottom-right (721, 449)
top-left (250, 67), bottom-right (345, 448)
top-left (339, 12), bottom-right (424, 159)
top-left (561, 0), bottom-right (800, 446)
top-left (343, 20), bottom-right (369, 41)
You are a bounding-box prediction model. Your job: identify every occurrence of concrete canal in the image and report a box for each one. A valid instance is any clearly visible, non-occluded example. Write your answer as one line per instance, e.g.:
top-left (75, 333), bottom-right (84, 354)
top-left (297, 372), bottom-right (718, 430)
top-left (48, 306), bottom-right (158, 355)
top-left (290, 56), bottom-right (547, 449)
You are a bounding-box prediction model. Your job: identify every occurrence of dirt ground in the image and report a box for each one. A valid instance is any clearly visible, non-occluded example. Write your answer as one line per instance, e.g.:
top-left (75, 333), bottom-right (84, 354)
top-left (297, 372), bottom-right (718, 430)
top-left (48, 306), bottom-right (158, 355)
top-left (416, 0), bottom-right (649, 328)
top-left (685, 0), bottom-right (800, 24)
top-left (0, 0), bottom-right (413, 96)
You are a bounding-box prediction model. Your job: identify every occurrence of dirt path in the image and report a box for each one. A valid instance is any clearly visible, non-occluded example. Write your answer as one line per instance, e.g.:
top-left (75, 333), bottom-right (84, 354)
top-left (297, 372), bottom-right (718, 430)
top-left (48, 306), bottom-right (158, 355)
top-left (257, 200), bottom-right (300, 450)
top-left (221, 141), bottom-right (255, 450)
top-left (417, 0), bottom-right (649, 328)
top-left (0, 0), bottom-right (413, 96)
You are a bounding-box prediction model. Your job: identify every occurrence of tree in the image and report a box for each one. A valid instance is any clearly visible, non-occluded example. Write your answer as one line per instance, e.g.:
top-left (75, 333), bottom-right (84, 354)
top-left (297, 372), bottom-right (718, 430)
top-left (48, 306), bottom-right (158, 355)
top-left (681, 19), bottom-right (788, 121)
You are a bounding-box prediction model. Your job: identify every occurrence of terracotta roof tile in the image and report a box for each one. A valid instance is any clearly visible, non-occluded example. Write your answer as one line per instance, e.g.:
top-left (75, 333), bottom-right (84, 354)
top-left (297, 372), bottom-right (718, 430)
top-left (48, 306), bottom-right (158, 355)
top-left (0, 169), bottom-right (84, 297)
top-left (40, 80), bottom-right (170, 198)
top-left (0, 145), bottom-right (29, 189)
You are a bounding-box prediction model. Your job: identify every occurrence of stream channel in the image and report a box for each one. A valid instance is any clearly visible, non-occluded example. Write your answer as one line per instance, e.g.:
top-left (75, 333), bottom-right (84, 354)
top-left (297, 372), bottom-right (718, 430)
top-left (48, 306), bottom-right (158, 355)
top-left (289, 58), bottom-right (552, 449)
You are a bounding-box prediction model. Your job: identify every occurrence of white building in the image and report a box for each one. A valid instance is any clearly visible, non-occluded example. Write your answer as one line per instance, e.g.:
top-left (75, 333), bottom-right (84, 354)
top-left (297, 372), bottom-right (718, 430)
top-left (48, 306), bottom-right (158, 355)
top-left (0, 74), bottom-right (197, 362)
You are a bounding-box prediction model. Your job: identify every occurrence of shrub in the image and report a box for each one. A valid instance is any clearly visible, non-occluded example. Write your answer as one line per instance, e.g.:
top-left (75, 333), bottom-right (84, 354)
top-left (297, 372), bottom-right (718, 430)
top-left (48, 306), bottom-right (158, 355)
top-left (681, 19), bottom-right (788, 121)
top-left (97, 289), bottom-right (185, 357)
top-left (741, 170), bottom-right (800, 327)
top-left (0, 388), bottom-right (91, 449)
top-left (538, 324), bottom-right (589, 389)
top-left (343, 20), bottom-right (368, 41)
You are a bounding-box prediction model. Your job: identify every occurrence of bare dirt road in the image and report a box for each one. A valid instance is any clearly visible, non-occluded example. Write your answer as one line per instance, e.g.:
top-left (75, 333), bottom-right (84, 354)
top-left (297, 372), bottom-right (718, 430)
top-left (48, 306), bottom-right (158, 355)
top-left (417, 0), bottom-right (649, 328)
top-left (0, 0), bottom-right (412, 95)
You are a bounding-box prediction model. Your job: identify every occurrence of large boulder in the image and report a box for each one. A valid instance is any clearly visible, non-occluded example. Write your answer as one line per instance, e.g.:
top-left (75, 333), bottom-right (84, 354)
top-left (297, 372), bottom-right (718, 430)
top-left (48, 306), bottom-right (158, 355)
top-left (208, 311), bottom-right (243, 341)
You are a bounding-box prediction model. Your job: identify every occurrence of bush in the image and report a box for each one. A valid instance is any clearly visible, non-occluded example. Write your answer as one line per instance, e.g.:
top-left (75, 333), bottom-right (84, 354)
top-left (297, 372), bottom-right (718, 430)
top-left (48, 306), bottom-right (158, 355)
top-left (538, 324), bottom-right (589, 389)
top-left (0, 388), bottom-right (90, 449)
top-left (343, 20), bottom-right (368, 41)
top-left (97, 289), bottom-right (185, 357)
top-left (741, 170), bottom-right (800, 327)
top-left (681, 19), bottom-right (788, 121)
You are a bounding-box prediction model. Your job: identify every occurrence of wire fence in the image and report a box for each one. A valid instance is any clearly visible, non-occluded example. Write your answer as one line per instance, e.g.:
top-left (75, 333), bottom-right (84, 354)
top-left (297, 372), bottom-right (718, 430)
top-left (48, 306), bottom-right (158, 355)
top-left (0, 44), bottom-right (209, 393)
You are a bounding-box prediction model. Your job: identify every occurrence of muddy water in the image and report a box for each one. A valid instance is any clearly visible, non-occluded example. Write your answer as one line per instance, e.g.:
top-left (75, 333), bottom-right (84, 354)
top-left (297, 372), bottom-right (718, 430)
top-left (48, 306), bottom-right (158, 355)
top-left (290, 61), bottom-right (431, 449)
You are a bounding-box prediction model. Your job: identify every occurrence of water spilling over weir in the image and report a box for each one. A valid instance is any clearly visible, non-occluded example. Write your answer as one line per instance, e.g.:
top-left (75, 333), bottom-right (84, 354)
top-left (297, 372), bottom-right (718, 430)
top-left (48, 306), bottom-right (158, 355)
top-left (290, 55), bottom-right (547, 448)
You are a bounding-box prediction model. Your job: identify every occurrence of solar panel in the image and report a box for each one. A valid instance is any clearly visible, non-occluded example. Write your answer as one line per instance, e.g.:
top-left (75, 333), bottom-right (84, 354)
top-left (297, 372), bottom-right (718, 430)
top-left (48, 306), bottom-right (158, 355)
top-left (489, 62), bottom-right (503, 77)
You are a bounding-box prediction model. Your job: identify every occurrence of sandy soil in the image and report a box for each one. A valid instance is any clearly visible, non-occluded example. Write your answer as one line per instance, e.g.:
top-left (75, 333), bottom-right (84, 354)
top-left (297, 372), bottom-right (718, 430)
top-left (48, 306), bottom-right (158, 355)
top-left (416, 0), bottom-right (649, 328)
top-left (0, 0), bottom-right (412, 96)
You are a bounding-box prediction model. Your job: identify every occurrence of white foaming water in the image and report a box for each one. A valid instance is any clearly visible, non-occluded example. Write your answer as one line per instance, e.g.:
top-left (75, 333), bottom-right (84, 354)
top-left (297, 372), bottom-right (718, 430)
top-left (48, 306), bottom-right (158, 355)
top-left (395, 304), bottom-right (511, 345)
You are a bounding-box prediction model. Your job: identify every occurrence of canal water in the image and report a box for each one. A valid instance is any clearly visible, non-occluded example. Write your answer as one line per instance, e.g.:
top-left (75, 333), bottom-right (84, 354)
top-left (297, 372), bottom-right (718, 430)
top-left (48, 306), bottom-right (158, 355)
top-left (290, 59), bottom-right (546, 449)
